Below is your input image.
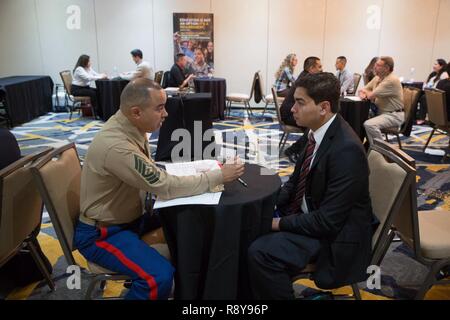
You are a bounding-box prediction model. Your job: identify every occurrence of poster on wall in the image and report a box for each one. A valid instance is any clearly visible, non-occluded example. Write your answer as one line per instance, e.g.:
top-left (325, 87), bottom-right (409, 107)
top-left (173, 13), bottom-right (214, 69)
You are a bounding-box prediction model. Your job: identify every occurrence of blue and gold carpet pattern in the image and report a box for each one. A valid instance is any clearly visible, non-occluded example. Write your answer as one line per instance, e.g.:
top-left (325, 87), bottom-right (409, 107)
top-left (5, 108), bottom-right (450, 300)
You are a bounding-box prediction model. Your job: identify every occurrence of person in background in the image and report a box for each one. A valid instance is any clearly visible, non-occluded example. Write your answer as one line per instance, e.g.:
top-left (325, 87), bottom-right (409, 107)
top-left (190, 48), bottom-right (213, 77)
top-left (363, 57), bottom-right (378, 85)
top-left (72, 54), bottom-right (107, 117)
top-left (335, 56), bottom-right (355, 95)
top-left (436, 64), bottom-right (450, 121)
top-left (168, 53), bottom-right (195, 89)
top-left (360, 56), bottom-right (404, 146)
top-left (417, 59), bottom-right (448, 123)
top-left (274, 53), bottom-right (298, 97)
top-left (424, 59), bottom-right (448, 88)
top-left (121, 49), bottom-right (154, 81)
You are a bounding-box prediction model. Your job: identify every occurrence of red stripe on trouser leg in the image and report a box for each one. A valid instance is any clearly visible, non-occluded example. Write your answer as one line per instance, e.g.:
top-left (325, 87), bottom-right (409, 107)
top-left (95, 241), bottom-right (158, 300)
top-left (100, 227), bottom-right (107, 240)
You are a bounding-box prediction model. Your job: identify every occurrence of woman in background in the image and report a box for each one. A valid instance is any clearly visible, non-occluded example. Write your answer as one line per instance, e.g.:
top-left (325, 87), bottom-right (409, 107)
top-left (363, 57), bottom-right (378, 85)
top-left (417, 59), bottom-right (448, 123)
top-left (71, 54), bottom-right (107, 117)
top-left (274, 53), bottom-right (298, 97)
top-left (436, 63), bottom-right (450, 121)
top-left (424, 59), bottom-right (448, 88)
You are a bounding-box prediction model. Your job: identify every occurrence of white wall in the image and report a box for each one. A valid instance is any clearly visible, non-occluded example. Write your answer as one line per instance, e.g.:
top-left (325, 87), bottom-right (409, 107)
top-left (1, 0), bottom-right (449, 98)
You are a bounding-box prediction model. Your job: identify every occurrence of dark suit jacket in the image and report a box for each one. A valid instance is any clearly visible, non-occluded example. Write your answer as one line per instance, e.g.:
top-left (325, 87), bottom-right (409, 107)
top-left (168, 64), bottom-right (187, 88)
top-left (278, 115), bottom-right (374, 289)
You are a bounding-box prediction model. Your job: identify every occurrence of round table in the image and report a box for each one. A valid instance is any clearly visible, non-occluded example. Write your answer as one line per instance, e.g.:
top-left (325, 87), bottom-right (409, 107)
top-left (339, 97), bottom-right (371, 141)
top-left (95, 79), bottom-right (129, 121)
top-left (159, 163), bottom-right (282, 300)
top-left (194, 77), bottom-right (227, 120)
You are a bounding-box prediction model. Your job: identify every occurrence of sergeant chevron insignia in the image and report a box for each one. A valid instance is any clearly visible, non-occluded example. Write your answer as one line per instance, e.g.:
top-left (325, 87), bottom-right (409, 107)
top-left (134, 154), bottom-right (160, 184)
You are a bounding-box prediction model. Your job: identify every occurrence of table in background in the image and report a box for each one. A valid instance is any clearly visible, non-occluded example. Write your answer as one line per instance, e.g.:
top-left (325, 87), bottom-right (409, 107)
top-left (339, 97), bottom-right (370, 141)
top-left (194, 77), bottom-right (226, 120)
top-left (155, 93), bottom-right (214, 162)
top-left (159, 163), bottom-right (281, 299)
top-left (0, 76), bottom-right (53, 127)
top-left (95, 79), bottom-right (129, 121)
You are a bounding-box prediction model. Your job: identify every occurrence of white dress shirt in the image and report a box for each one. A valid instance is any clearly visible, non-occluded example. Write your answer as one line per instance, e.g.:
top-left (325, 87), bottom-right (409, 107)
top-left (336, 68), bottom-right (355, 94)
top-left (72, 66), bottom-right (103, 87)
top-left (301, 114), bottom-right (337, 214)
top-left (121, 60), bottom-right (154, 81)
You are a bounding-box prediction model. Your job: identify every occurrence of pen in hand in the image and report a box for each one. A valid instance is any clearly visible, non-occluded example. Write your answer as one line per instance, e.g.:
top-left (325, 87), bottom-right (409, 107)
top-left (237, 177), bottom-right (248, 188)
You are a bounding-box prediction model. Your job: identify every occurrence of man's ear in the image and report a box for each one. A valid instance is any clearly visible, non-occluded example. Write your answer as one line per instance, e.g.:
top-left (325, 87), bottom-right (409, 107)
top-left (319, 101), bottom-right (331, 115)
top-left (129, 106), bottom-right (141, 119)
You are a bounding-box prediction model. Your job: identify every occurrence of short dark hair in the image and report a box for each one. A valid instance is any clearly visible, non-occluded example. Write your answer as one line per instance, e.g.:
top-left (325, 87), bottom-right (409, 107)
top-left (131, 49), bottom-right (143, 59)
top-left (303, 56), bottom-right (320, 72)
top-left (295, 72), bottom-right (341, 113)
top-left (337, 56), bottom-right (347, 63)
top-left (175, 53), bottom-right (186, 62)
top-left (120, 78), bottom-right (162, 111)
top-left (379, 56), bottom-right (394, 72)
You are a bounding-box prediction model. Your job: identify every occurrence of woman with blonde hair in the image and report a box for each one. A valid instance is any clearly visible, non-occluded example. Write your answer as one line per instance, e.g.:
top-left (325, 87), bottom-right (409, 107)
top-left (274, 53), bottom-right (298, 97)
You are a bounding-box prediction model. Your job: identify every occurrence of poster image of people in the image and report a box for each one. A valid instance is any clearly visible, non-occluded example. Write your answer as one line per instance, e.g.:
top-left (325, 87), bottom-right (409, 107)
top-left (173, 13), bottom-right (214, 73)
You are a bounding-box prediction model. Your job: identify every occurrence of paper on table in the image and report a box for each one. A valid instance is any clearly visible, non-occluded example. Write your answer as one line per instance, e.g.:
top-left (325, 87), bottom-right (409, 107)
top-left (153, 160), bottom-right (223, 209)
top-left (345, 96), bottom-right (362, 102)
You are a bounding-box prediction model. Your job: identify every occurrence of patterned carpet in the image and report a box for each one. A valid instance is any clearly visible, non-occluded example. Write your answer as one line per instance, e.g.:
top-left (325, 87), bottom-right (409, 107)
top-left (4, 107), bottom-right (450, 300)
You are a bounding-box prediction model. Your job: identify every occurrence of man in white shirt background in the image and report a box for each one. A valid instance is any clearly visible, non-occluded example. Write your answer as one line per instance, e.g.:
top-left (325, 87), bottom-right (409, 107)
top-left (335, 56), bottom-right (355, 95)
top-left (121, 49), bottom-right (154, 81)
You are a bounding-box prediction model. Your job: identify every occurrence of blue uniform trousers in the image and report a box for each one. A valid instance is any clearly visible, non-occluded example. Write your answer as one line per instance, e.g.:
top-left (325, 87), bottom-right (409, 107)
top-left (73, 214), bottom-right (174, 300)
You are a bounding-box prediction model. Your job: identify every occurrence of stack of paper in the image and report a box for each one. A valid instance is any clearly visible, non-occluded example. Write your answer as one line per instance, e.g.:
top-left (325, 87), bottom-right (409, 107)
top-left (153, 160), bottom-right (223, 209)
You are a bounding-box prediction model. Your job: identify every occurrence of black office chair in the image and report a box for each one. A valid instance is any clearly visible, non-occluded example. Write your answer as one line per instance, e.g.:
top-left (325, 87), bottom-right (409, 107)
top-left (161, 71), bottom-right (171, 89)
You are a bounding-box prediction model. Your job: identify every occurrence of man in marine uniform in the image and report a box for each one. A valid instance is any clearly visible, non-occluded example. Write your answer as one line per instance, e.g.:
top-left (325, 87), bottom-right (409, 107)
top-left (74, 79), bottom-right (244, 300)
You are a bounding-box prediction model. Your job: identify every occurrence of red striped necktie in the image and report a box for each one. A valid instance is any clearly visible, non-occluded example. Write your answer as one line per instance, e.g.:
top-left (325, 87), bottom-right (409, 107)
top-left (288, 133), bottom-right (316, 215)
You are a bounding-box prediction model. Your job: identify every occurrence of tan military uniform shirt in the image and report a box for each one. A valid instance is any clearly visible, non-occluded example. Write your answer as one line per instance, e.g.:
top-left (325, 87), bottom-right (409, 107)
top-left (80, 110), bottom-right (223, 225)
top-left (364, 73), bottom-right (404, 114)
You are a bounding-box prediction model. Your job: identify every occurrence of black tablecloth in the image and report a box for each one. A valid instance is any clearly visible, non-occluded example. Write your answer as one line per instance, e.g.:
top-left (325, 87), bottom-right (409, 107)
top-left (339, 98), bottom-right (370, 141)
top-left (96, 79), bottom-right (130, 121)
top-left (194, 77), bottom-right (226, 120)
top-left (155, 93), bottom-right (214, 162)
top-left (0, 76), bottom-right (53, 127)
top-left (159, 163), bottom-right (281, 299)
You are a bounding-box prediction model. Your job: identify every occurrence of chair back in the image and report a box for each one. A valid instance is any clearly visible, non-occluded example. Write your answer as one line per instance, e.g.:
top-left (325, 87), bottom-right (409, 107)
top-left (256, 71), bottom-right (266, 98)
top-left (352, 73), bottom-right (362, 94)
top-left (368, 139), bottom-right (416, 258)
top-left (248, 72), bottom-right (259, 100)
top-left (0, 148), bottom-right (53, 265)
top-left (154, 70), bottom-right (164, 85)
top-left (401, 87), bottom-right (422, 133)
top-left (425, 88), bottom-right (448, 127)
top-left (161, 71), bottom-right (171, 89)
top-left (60, 70), bottom-right (73, 96)
top-left (272, 87), bottom-right (285, 127)
top-left (31, 143), bottom-right (81, 266)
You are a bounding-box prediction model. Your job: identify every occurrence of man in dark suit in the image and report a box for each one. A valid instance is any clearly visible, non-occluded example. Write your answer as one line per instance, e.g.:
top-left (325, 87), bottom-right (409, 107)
top-left (248, 73), bottom-right (374, 299)
top-left (281, 57), bottom-right (322, 163)
top-left (168, 53), bottom-right (195, 89)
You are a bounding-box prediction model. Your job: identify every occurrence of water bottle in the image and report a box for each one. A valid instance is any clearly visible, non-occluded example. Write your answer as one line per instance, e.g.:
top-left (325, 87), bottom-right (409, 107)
top-left (113, 66), bottom-right (118, 78)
